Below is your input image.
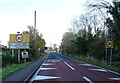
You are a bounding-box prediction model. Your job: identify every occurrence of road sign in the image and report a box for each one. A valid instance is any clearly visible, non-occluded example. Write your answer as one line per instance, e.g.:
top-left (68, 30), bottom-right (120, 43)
top-left (10, 34), bottom-right (30, 43)
top-left (10, 43), bottom-right (29, 49)
top-left (16, 34), bottom-right (23, 42)
top-left (22, 51), bottom-right (28, 58)
top-left (106, 40), bottom-right (114, 48)
top-left (9, 34), bottom-right (30, 49)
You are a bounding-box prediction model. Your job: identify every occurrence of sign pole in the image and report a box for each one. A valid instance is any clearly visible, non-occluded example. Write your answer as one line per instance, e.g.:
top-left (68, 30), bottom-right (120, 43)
top-left (12, 49), bottom-right (14, 57)
top-left (106, 39), bottom-right (114, 65)
top-left (105, 48), bottom-right (107, 65)
top-left (18, 49), bottom-right (20, 64)
top-left (24, 58), bottom-right (26, 63)
top-left (24, 49), bottom-right (26, 63)
top-left (110, 48), bottom-right (112, 65)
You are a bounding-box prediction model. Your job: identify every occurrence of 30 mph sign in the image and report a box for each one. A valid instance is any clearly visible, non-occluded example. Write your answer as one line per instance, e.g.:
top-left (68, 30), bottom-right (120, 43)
top-left (10, 34), bottom-right (30, 43)
top-left (106, 40), bottom-right (114, 48)
top-left (16, 34), bottom-right (23, 42)
top-left (9, 34), bottom-right (30, 49)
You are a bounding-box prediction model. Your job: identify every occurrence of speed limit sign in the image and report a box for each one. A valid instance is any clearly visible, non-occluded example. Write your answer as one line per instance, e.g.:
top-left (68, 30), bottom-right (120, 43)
top-left (106, 40), bottom-right (114, 48)
top-left (16, 34), bottom-right (23, 42)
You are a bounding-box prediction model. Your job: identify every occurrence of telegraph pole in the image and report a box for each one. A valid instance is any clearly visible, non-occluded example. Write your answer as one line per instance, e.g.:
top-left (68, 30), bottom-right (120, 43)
top-left (34, 11), bottom-right (36, 32)
top-left (34, 11), bottom-right (36, 52)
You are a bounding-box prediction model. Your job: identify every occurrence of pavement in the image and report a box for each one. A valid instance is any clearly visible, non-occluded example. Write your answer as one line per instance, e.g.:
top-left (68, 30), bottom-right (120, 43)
top-left (30, 53), bottom-right (120, 83)
top-left (2, 55), bottom-right (48, 83)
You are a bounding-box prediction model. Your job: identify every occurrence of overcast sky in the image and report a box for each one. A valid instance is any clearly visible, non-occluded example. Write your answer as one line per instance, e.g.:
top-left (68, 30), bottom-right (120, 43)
top-left (0, 0), bottom-right (112, 47)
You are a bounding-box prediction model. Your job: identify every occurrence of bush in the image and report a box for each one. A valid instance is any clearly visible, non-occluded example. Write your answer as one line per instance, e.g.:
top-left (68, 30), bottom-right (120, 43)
top-left (2, 54), bottom-right (17, 67)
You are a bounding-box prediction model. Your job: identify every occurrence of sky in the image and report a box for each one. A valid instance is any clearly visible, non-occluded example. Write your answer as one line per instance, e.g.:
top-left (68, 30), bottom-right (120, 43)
top-left (0, 0), bottom-right (112, 47)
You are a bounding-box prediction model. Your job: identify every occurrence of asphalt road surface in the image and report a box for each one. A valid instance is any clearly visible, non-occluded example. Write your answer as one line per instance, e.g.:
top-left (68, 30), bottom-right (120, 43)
top-left (29, 53), bottom-right (120, 83)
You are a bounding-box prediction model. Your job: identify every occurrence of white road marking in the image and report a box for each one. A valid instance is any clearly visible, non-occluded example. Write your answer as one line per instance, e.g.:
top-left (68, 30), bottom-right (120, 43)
top-left (47, 60), bottom-right (60, 62)
top-left (60, 58), bottom-right (62, 60)
top-left (109, 78), bottom-right (120, 80)
top-left (79, 64), bottom-right (91, 66)
top-left (83, 77), bottom-right (94, 83)
top-left (42, 63), bottom-right (54, 65)
top-left (88, 69), bottom-right (107, 72)
top-left (30, 57), bottom-right (48, 82)
top-left (39, 68), bottom-right (57, 70)
top-left (56, 55), bottom-right (62, 60)
top-left (64, 62), bottom-right (75, 70)
top-left (34, 75), bottom-right (61, 80)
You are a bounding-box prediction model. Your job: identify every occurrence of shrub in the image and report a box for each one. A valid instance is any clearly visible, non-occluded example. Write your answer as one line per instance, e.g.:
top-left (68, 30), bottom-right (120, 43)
top-left (2, 54), bottom-right (17, 67)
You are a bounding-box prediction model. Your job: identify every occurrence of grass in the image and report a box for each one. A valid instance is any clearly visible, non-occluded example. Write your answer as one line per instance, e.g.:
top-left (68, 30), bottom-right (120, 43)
top-left (2, 62), bottom-right (32, 79)
top-left (2, 53), bottom-right (47, 79)
top-left (64, 55), bottom-right (120, 73)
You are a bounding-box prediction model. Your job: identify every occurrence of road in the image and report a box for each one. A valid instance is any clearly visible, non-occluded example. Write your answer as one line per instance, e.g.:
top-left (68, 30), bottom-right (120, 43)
top-left (29, 53), bottom-right (120, 83)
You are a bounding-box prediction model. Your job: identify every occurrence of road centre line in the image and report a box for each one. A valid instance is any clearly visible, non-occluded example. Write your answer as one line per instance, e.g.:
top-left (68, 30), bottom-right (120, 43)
top-left (60, 58), bottom-right (62, 60)
top-left (64, 62), bottom-right (75, 70)
top-left (56, 55), bottom-right (62, 60)
top-left (83, 77), bottom-right (94, 83)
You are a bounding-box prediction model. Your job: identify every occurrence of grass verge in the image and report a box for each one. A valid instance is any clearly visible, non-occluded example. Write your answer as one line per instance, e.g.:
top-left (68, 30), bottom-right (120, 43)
top-left (2, 62), bottom-right (32, 79)
top-left (64, 55), bottom-right (120, 73)
top-left (2, 53), bottom-right (46, 79)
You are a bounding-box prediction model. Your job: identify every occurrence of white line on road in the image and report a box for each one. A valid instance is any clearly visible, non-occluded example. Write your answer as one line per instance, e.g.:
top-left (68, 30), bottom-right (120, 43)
top-left (56, 55), bottom-right (62, 60)
top-left (64, 62), bottom-right (75, 70)
top-left (60, 58), bottom-right (62, 60)
top-left (74, 57), bottom-right (120, 75)
top-left (83, 77), bottom-right (94, 83)
top-left (34, 75), bottom-right (61, 80)
top-left (39, 68), bottom-right (57, 70)
top-left (47, 60), bottom-right (60, 62)
top-left (88, 69), bottom-right (107, 72)
top-left (42, 63), bottom-right (54, 65)
top-left (30, 56), bottom-right (48, 82)
top-left (79, 64), bottom-right (91, 66)
top-left (109, 78), bottom-right (120, 80)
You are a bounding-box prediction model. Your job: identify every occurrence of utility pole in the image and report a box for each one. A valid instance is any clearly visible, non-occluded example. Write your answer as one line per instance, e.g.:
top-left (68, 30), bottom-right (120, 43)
top-left (34, 11), bottom-right (36, 52)
top-left (34, 11), bottom-right (36, 33)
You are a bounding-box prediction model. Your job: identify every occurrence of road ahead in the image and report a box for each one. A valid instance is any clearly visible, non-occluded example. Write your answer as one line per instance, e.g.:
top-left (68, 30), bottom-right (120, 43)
top-left (29, 53), bottom-right (120, 83)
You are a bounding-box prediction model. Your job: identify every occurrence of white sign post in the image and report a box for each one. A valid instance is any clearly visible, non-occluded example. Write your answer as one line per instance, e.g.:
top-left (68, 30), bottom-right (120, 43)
top-left (18, 49), bottom-right (20, 63)
top-left (12, 49), bottom-right (14, 57)
top-left (22, 50), bottom-right (28, 63)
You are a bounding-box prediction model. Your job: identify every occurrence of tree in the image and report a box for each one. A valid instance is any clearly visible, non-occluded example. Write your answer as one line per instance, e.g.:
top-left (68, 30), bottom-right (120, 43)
top-left (88, 0), bottom-right (120, 65)
top-left (61, 32), bottom-right (77, 55)
top-left (23, 26), bottom-right (46, 57)
top-left (73, 36), bottom-right (88, 55)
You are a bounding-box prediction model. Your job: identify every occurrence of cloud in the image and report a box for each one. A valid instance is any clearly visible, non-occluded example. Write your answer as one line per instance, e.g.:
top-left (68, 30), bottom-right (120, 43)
top-left (0, 0), bottom-right (88, 46)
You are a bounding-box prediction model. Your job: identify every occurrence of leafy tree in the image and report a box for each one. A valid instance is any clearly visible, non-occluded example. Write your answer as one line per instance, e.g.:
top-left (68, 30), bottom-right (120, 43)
top-left (61, 32), bottom-right (77, 55)
top-left (88, 0), bottom-right (120, 65)
top-left (23, 26), bottom-right (46, 58)
top-left (73, 36), bottom-right (88, 55)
